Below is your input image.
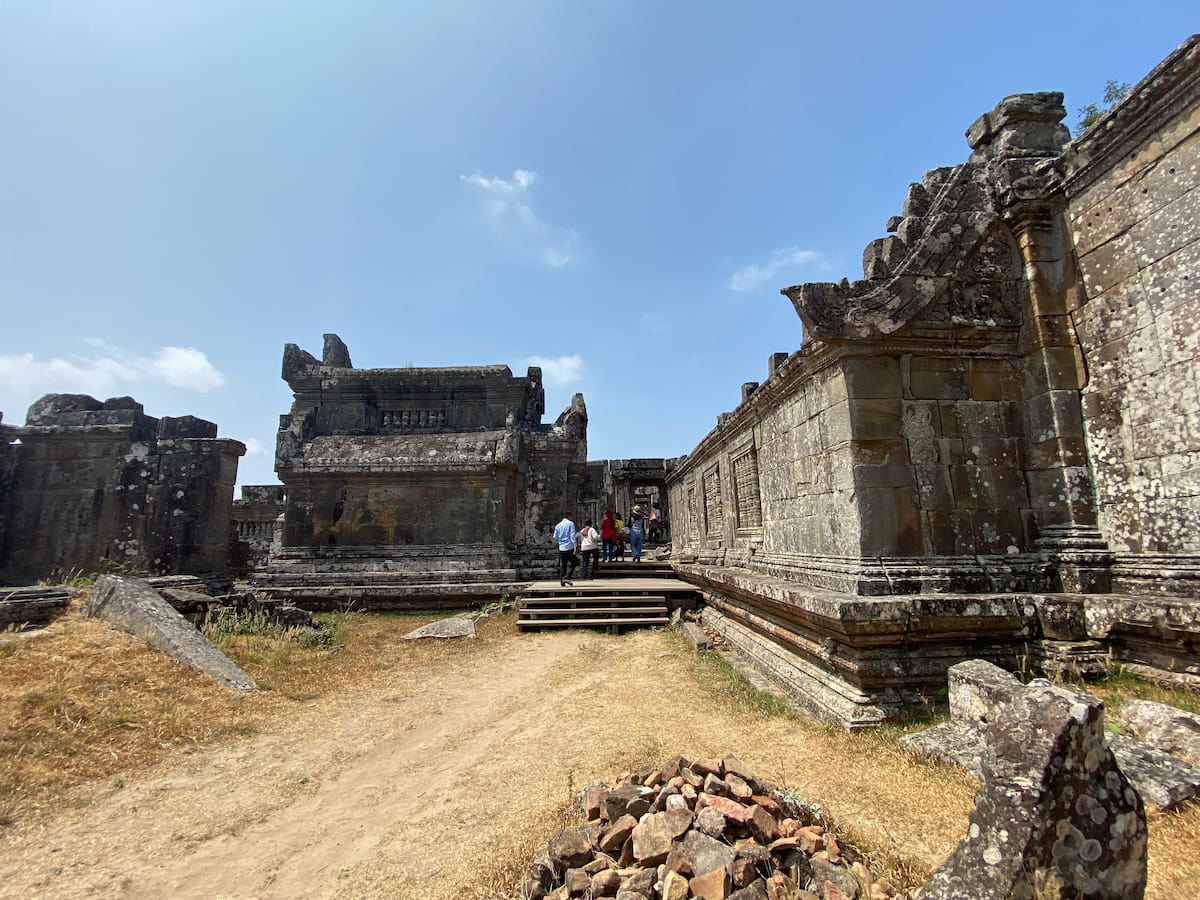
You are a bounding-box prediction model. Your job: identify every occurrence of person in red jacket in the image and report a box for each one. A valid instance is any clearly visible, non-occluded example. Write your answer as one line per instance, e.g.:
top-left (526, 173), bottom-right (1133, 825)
top-left (600, 508), bottom-right (618, 562)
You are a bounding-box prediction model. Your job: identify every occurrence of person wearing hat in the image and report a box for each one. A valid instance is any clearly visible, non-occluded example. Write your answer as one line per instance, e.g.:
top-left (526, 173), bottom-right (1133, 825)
top-left (628, 504), bottom-right (647, 563)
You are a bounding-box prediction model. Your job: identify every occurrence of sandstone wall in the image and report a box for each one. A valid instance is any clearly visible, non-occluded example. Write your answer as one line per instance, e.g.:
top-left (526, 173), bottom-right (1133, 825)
top-left (0, 395), bottom-right (244, 585)
top-left (1061, 39), bottom-right (1200, 563)
top-left (272, 336), bottom-right (587, 578)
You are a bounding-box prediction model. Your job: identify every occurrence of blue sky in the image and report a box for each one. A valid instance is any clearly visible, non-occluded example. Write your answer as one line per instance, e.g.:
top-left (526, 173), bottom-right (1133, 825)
top-left (1, 2), bottom-right (1194, 489)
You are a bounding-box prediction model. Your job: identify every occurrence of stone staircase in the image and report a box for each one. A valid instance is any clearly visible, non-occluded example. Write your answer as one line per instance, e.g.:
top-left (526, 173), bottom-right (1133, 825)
top-left (517, 569), bottom-right (699, 633)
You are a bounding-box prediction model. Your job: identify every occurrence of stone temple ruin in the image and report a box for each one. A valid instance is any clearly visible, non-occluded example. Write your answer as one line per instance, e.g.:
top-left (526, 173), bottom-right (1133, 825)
top-left (0, 394), bottom-right (243, 584)
top-left (247, 333), bottom-right (590, 608)
top-left (2, 36), bottom-right (1200, 741)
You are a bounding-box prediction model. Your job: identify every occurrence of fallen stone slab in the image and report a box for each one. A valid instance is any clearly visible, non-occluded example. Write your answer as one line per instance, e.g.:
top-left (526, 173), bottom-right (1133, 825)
top-left (401, 617), bottom-right (476, 640)
top-left (84, 575), bottom-right (256, 692)
top-left (1121, 699), bottom-right (1200, 768)
top-left (681, 621), bottom-right (713, 650)
top-left (904, 658), bottom-right (1200, 810)
top-left (1108, 731), bottom-right (1200, 810)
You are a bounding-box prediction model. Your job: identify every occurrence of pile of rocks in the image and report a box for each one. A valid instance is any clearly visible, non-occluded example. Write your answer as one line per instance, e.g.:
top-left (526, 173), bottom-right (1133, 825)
top-left (518, 755), bottom-right (902, 900)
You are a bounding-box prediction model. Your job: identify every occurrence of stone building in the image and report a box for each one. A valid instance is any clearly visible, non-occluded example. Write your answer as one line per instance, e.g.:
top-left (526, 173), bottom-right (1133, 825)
top-left (668, 36), bottom-right (1200, 727)
top-left (0, 394), bottom-right (244, 585)
top-left (252, 334), bottom-right (588, 604)
top-left (231, 484), bottom-right (286, 569)
top-left (579, 457), bottom-right (682, 535)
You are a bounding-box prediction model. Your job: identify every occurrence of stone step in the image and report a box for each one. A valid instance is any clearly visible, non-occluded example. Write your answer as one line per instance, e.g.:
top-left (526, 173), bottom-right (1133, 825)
top-left (516, 616), bottom-right (669, 631)
top-left (522, 594), bottom-right (668, 605)
top-left (521, 605), bottom-right (668, 617)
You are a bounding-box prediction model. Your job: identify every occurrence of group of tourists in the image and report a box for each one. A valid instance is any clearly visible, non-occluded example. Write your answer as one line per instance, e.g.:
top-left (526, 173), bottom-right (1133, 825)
top-left (552, 503), bottom-right (665, 586)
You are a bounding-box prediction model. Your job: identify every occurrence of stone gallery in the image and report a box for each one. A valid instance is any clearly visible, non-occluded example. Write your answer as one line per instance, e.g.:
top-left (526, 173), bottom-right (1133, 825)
top-left (668, 36), bottom-right (1200, 726)
top-left (2, 37), bottom-right (1199, 732)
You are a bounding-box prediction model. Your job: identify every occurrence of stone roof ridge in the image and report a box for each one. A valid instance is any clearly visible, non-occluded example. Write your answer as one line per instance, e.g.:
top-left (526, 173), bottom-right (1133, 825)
top-left (781, 91), bottom-right (1072, 341)
top-left (282, 335), bottom-right (528, 381)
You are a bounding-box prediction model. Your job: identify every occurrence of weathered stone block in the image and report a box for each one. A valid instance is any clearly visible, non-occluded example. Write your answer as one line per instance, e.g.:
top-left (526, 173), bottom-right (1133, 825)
top-left (841, 355), bottom-right (901, 399)
top-left (922, 680), bottom-right (1147, 899)
top-left (847, 397), bottom-right (902, 439)
top-left (907, 357), bottom-right (969, 400)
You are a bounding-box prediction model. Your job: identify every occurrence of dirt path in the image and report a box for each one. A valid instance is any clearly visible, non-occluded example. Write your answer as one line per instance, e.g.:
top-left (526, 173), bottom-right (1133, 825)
top-left (0, 622), bottom-right (974, 899)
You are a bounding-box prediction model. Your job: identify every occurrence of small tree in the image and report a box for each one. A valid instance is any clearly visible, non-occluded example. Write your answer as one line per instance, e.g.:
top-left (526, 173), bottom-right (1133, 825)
top-left (1076, 79), bottom-right (1131, 134)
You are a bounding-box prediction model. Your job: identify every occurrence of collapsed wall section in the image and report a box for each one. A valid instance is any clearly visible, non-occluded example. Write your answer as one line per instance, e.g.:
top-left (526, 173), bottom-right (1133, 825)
top-left (0, 395), bottom-right (244, 585)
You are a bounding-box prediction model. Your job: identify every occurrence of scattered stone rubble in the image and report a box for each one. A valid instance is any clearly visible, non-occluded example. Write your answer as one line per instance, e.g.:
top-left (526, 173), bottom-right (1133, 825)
top-left (517, 755), bottom-right (904, 900)
top-left (903, 659), bottom-right (1200, 811)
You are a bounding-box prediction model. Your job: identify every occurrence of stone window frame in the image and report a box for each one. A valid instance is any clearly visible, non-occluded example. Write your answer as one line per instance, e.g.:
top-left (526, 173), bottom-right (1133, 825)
top-left (685, 481), bottom-right (699, 540)
top-left (731, 443), bottom-right (763, 532)
top-left (702, 464), bottom-right (723, 537)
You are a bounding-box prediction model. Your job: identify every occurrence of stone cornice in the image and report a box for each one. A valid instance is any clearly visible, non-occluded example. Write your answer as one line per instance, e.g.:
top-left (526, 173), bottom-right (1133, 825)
top-left (1058, 34), bottom-right (1200, 197)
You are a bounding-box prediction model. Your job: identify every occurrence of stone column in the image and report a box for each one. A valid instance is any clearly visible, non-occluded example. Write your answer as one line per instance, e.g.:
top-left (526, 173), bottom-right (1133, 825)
top-left (976, 95), bottom-right (1112, 593)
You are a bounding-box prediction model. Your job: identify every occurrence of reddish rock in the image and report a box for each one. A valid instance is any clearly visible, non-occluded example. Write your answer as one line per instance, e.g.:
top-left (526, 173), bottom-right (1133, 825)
top-left (777, 818), bottom-right (799, 838)
top-left (581, 784), bottom-right (609, 820)
top-left (726, 773), bottom-right (754, 801)
top-left (722, 755), bottom-right (756, 787)
top-left (667, 846), bottom-right (694, 877)
top-left (796, 827), bottom-right (823, 853)
top-left (823, 833), bottom-right (840, 863)
top-left (590, 868), bottom-right (621, 897)
top-left (599, 814), bottom-right (638, 854)
top-left (669, 775), bottom-right (686, 789)
top-left (744, 805), bottom-right (779, 844)
top-left (662, 755), bottom-right (688, 781)
top-left (692, 756), bottom-right (725, 777)
top-left (731, 856), bottom-right (758, 888)
top-left (700, 793), bottom-right (750, 822)
top-left (690, 866), bottom-right (730, 900)
top-left (768, 873), bottom-right (806, 900)
top-left (823, 881), bottom-right (850, 900)
top-left (630, 808), bottom-right (693, 866)
top-left (681, 767), bottom-right (704, 788)
top-left (750, 794), bottom-right (781, 816)
top-left (549, 828), bottom-right (594, 869)
top-left (681, 783), bottom-right (699, 802)
top-left (584, 857), bottom-right (612, 875)
top-left (565, 867), bottom-right (591, 896)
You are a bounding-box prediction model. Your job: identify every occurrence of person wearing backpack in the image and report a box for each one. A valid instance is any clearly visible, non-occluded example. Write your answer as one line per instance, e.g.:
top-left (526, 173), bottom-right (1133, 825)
top-left (629, 505), bottom-right (647, 563)
top-left (578, 519), bottom-right (602, 580)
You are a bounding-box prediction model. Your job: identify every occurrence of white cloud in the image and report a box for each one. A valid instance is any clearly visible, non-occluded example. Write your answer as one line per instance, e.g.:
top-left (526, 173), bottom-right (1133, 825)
top-left (527, 354), bottom-right (585, 387)
top-left (729, 247), bottom-right (829, 293)
top-left (461, 168), bottom-right (580, 268)
top-left (243, 437), bottom-right (269, 456)
top-left (0, 342), bottom-right (226, 414)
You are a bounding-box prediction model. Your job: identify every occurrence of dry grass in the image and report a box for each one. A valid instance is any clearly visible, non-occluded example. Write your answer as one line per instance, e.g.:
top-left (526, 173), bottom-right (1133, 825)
top-left (0, 606), bottom-right (494, 831)
top-left (2, 611), bottom-right (1199, 900)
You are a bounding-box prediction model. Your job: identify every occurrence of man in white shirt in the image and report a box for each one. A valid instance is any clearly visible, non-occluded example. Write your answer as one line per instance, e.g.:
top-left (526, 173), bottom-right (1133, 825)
top-left (553, 514), bottom-right (578, 586)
